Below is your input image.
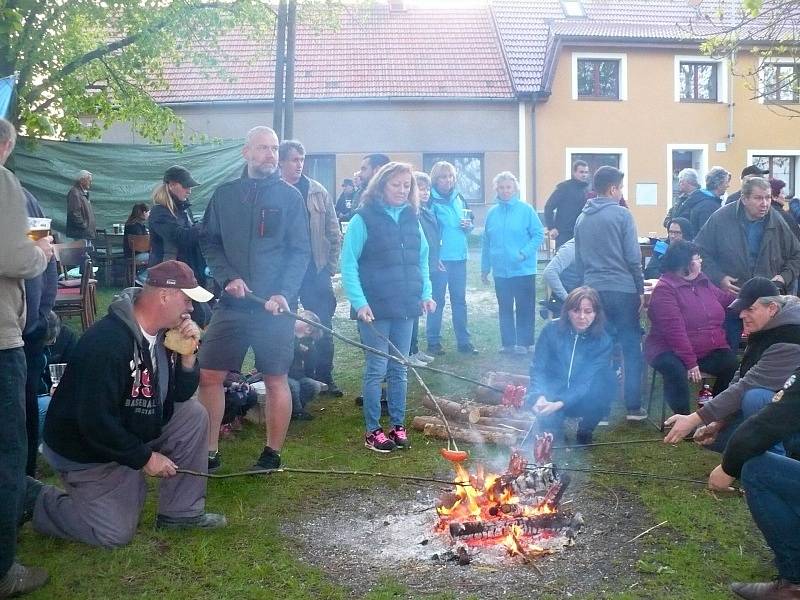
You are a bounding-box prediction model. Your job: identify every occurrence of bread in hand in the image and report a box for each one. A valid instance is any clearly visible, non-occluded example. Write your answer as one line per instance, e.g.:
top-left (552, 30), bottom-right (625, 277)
top-left (164, 328), bottom-right (197, 355)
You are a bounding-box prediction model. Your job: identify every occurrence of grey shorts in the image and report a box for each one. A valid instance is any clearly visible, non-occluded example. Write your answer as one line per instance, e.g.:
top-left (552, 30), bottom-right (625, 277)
top-left (198, 307), bottom-right (295, 375)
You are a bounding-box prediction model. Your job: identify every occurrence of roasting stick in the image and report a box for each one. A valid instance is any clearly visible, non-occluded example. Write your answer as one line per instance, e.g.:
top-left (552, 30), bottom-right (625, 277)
top-left (243, 292), bottom-right (506, 394)
top-left (176, 467), bottom-right (471, 486)
top-left (366, 321), bottom-right (467, 462)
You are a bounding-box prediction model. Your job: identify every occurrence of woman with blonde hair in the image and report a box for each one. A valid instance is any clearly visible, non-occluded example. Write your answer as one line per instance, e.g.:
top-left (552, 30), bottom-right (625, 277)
top-left (340, 162), bottom-right (436, 452)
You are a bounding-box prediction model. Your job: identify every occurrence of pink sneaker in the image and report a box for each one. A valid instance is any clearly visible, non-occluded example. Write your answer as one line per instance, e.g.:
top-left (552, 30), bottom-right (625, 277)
top-left (387, 425), bottom-right (410, 449)
top-left (365, 428), bottom-right (396, 453)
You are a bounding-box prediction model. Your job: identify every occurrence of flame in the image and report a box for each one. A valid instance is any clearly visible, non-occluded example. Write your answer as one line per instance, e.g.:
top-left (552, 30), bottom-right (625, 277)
top-left (501, 524), bottom-right (526, 556)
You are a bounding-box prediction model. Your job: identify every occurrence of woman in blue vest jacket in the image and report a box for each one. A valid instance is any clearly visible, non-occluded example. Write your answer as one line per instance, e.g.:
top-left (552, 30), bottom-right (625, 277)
top-left (528, 286), bottom-right (616, 444)
top-left (340, 162), bottom-right (436, 453)
top-left (481, 171), bottom-right (545, 354)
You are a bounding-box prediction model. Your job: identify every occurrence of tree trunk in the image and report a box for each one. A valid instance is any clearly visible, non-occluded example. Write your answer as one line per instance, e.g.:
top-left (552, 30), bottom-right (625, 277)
top-left (421, 395), bottom-right (471, 421)
top-left (420, 422), bottom-right (517, 447)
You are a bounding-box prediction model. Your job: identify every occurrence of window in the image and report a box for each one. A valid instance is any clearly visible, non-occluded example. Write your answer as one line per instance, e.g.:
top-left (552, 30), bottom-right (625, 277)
top-left (577, 59), bottom-right (620, 99)
top-left (570, 152), bottom-right (621, 194)
top-left (303, 154), bottom-right (336, 199)
top-left (560, 0), bottom-right (585, 17)
top-left (679, 62), bottom-right (718, 101)
top-left (754, 155), bottom-right (796, 191)
top-left (763, 63), bottom-right (800, 103)
top-left (423, 153), bottom-right (484, 203)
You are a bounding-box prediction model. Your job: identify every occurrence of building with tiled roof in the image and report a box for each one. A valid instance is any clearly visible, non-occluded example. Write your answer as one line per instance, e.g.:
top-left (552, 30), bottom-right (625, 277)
top-left (101, 0), bottom-right (800, 233)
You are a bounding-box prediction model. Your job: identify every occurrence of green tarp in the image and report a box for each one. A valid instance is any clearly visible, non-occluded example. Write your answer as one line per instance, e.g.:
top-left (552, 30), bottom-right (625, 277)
top-left (10, 137), bottom-right (248, 233)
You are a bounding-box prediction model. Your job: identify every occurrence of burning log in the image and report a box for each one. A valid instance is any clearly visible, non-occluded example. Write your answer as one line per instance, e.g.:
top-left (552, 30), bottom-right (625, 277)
top-left (448, 512), bottom-right (577, 539)
top-left (419, 422), bottom-right (518, 447)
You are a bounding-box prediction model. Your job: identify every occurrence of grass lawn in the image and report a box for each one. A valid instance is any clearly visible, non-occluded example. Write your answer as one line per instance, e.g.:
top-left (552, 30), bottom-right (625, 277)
top-left (18, 248), bottom-right (774, 599)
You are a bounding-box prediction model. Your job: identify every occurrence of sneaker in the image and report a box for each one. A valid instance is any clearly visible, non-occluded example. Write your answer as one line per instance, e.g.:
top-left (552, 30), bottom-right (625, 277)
top-left (253, 446), bottom-right (281, 470)
top-left (526, 345), bottom-right (535, 353)
top-left (208, 451), bottom-right (221, 473)
top-left (457, 343), bottom-right (478, 355)
top-left (626, 408), bottom-right (648, 422)
top-left (365, 428), bottom-right (396, 453)
top-left (155, 512), bottom-right (227, 531)
top-left (514, 345), bottom-right (528, 355)
top-left (291, 411), bottom-right (314, 421)
top-left (18, 477), bottom-right (43, 526)
top-left (499, 346), bottom-right (515, 354)
top-left (597, 416), bottom-right (610, 427)
top-left (321, 382), bottom-right (344, 397)
top-left (412, 351), bottom-right (435, 363)
top-left (219, 423), bottom-right (235, 440)
top-left (428, 344), bottom-right (445, 356)
top-left (387, 425), bottom-right (411, 449)
top-left (406, 355), bottom-right (426, 367)
top-left (0, 562), bottom-right (49, 598)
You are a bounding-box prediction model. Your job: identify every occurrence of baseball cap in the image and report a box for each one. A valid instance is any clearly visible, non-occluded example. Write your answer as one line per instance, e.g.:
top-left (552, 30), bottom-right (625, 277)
top-left (146, 260), bottom-right (214, 303)
top-left (163, 165), bottom-right (200, 188)
top-left (728, 276), bottom-right (780, 313)
top-left (741, 165), bottom-right (770, 179)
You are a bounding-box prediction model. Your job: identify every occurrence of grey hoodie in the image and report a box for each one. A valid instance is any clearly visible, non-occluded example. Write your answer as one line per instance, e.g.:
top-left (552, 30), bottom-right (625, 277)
top-left (698, 297), bottom-right (800, 423)
top-left (574, 197), bottom-right (644, 295)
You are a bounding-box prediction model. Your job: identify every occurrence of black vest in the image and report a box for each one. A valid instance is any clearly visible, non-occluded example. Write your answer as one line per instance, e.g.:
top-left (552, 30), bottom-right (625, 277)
top-left (740, 323), bottom-right (800, 377)
top-left (356, 203), bottom-right (423, 320)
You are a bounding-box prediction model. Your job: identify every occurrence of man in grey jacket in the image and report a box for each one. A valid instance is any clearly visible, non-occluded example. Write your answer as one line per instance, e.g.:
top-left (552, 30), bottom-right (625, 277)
top-left (574, 166), bottom-right (645, 420)
top-left (664, 278), bottom-right (800, 457)
top-left (0, 117), bottom-right (52, 598)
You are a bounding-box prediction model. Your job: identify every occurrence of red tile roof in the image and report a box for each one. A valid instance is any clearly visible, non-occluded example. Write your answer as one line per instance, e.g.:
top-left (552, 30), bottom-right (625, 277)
top-left (152, 4), bottom-right (515, 103)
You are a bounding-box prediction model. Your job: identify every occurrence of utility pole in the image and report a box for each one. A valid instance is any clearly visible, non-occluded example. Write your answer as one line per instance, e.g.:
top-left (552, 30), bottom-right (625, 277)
top-left (272, 0), bottom-right (288, 138)
top-left (283, 0), bottom-right (297, 139)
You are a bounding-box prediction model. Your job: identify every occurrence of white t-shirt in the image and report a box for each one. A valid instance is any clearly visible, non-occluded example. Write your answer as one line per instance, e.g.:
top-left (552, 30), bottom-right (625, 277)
top-left (139, 326), bottom-right (158, 374)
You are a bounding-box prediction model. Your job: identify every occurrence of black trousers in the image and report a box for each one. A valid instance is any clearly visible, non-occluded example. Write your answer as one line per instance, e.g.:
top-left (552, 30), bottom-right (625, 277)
top-left (298, 266), bottom-right (337, 383)
top-left (650, 348), bottom-right (739, 415)
top-left (23, 337), bottom-right (47, 477)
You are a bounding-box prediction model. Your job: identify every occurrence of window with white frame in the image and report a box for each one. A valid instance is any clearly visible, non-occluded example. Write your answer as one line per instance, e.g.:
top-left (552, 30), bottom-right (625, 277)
top-left (572, 53), bottom-right (627, 100)
top-left (673, 55), bottom-right (727, 103)
top-left (567, 149), bottom-right (627, 195)
top-left (754, 155), bottom-right (796, 191)
top-left (762, 62), bottom-right (800, 103)
top-left (423, 153), bottom-right (484, 203)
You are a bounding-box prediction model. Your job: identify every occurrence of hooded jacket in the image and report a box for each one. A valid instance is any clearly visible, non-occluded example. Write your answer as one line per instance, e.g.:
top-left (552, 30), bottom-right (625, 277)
top-left (431, 187), bottom-right (472, 261)
top-left (528, 318), bottom-right (614, 408)
top-left (149, 197), bottom-right (206, 285)
top-left (541, 238), bottom-right (582, 301)
top-left (697, 297), bottom-right (800, 424)
top-left (481, 195), bottom-right (545, 278)
top-left (644, 272), bottom-right (735, 368)
top-left (42, 289), bottom-right (200, 469)
top-left (574, 197), bottom-right (644, 295)
top-left (694, 201), bottom-right (800, 290)
top-left (543, 178), bottom-right (589, 238)
top-left (201, 169), bottom-right (311, 307)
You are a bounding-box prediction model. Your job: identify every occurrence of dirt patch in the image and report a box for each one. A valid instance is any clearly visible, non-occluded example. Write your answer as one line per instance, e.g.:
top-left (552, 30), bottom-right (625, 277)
top-left (284, 473), bottom-right (651, 599)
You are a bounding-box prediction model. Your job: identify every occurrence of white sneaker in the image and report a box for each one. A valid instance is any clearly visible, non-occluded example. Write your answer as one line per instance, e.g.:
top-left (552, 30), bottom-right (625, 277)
top-left (626, 409), bottom-right (648, 422)
top-left (406, 355), bottom-right (426, 367)
top-left (597, 416), bottom-right (610, 427)
top-left (411, 351), bottom-right (434, 363)
top-left (514, 345), bottom-right (528, 355)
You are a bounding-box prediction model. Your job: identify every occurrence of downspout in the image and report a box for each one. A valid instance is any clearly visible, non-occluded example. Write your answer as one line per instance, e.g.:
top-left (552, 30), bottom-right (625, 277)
top-left (727, 48), bottom-right (736, 145)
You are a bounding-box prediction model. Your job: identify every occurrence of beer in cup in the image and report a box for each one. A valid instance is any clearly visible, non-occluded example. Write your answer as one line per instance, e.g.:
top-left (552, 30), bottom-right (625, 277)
top-left (27, 217), bottom-right (51, 241)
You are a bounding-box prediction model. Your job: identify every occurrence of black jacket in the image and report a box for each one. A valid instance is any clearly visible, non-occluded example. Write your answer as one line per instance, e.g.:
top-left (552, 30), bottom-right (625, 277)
top-left (148, 199), bottom-right (206, 284)
top-left (201, 170), bottom-right (311, 308)
top-left (419, 204), bottom-right (441, 272)
top-left (42, 289), bottom-right (199, 469)
top-left (722, 369), bottom-right (800, 478)
top-left (22, 188), bottom-right (58, 341)
top-left (675, 188), bottom-right (721, 235)
top-left (543, 178), bottom-right (589, 238)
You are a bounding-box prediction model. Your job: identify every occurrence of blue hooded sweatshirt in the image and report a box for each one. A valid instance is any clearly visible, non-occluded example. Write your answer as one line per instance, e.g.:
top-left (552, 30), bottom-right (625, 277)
top-left (481, 195), bottom-right (545, 278)
top-left (431, 187), bottom-right (472, 261)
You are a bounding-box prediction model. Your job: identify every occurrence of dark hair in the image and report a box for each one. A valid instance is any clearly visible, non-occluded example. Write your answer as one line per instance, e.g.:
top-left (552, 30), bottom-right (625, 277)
top-left (364, 153), bottom-right (391, 170)
top-left (771, 178), bottom-right (786, 198)
top-left (593, 166), bottom-right (624, 196)
top-left (661, 240), bottom-right (701, 275)
top-left (572, 159), bottom-right (588, 173)
top-left (279, 139), bottom-right (305, 161)
top-left (666, 217), bottom-right (694, 241)
top-left (126, 202), bottom-right (150, 225)
top-left (559, 286), bottom-right (605, 336)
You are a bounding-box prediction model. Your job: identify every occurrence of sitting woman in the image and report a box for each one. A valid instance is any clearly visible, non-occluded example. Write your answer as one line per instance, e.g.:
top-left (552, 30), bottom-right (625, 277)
top-left (528, 286), bottom-right (616, 444)
top-left (643, 217), bottom-right (692, 280)
top-left (123, 202), bottom-right (150, 282)
top-left (340, 162), bottom-right (436, 453)
top-left (645, 240), bottom-right (739, 415)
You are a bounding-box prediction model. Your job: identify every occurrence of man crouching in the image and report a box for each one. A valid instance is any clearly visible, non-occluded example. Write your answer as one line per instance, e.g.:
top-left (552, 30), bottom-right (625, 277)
top-left (30, 261), bottom-right (225, 548)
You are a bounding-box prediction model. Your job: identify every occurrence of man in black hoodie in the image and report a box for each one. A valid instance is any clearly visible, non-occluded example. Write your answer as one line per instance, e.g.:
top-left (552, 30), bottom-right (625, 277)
top-left (31, 261), bottom-right (225, 548)
top-left (544, 160), bottom-right (590, 249)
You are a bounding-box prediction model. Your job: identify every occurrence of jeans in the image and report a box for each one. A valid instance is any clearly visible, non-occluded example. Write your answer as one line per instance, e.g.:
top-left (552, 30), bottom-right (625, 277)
top-left (0, 347), bottom-right (27, 578)
top-left (740, 452), bottom-right (800, 583)
top-left (724, 313), bottom-right (744, 353)
top-left (535, 368), bottom-right (616, 438)
top-left (358, 318), bottom-right (414, 432)
top-left (494, 275), bottom-right (536, 347)
top-left (599, 290), bottom-right (643, 411)
top-left (707, 388), bottom-right (800, 455)
top-left (650, 348), bottom-right (738, 415)
top-left (427, 260), bottom-right (471, 347)
top-left (299, 266), bottom-right (337, 383)
top-left (288, 377), bottom-right (320, 413)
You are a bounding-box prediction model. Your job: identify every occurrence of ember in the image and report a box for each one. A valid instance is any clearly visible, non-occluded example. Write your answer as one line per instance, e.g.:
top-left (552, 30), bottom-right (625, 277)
top-left (435, 434), bottom-right (584, 560)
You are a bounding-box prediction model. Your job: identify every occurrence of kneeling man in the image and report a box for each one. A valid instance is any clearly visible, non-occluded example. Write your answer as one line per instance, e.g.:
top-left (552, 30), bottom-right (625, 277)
top-left (32, 261), bottom-right (225, 548)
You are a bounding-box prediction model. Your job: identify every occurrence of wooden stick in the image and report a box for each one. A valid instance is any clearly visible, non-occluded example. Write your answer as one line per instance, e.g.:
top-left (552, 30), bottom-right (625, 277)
top-left (176, 467), bottom-right (470, 486)
top-left (625, 520), bottom-right (668, 544)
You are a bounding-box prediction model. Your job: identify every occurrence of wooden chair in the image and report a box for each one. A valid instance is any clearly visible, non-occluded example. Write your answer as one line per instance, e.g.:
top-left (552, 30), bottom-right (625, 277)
top-left (127, 234), bottom-right (151, 286)
top-left (53, 240), bottom-right (89, 285)
top-left (93, 229), bottom-right (126, 286)
top-left (54, 258), bottom-right (96, 331)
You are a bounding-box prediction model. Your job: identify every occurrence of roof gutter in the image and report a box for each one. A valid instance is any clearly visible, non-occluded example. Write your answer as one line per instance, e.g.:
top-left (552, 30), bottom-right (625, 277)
top-left (158, 96), bottom-right (517, 108)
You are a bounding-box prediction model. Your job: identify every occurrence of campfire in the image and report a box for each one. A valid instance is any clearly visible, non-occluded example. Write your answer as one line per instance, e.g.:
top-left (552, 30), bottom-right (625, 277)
top-left (434, 434), bottom-right (584, 563)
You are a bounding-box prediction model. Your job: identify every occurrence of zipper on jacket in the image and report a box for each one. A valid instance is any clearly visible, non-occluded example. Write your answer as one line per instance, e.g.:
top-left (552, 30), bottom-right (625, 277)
top-left (567, 332), bottom-right (579, 389)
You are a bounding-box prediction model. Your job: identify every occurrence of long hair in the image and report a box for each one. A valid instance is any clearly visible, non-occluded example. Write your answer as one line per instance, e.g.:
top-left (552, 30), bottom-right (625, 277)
top-left (360, 162), bottom-right (419, 211)
top-left (126, 202), bottom-right (149, 225)
top-left (559, 286), bottom-right (605, 336)
top-left (151, 182), bottom-right (176, 216)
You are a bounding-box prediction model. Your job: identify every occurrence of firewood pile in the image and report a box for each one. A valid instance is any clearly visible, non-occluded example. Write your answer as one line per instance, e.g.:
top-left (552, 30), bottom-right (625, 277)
top-left (411, 371), bottom-right (534, 447)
